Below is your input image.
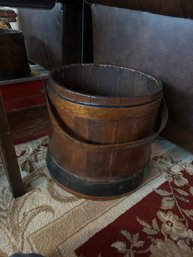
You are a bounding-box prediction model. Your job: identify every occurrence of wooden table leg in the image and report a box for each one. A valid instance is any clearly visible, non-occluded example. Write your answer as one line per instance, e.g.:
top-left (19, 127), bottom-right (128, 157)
top-left (0, 92), bottom-right (25, 197)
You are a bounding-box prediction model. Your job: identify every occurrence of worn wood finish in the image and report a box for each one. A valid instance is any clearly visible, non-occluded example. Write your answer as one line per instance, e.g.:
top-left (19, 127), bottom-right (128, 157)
top-left (46, 64), bottom-right (167, 198)
top-left (46, 149), bottom-right (149, 198)
top-left (48, 88), bottom-right (162, 143)
top-left (47, 64), bottom-right (163, 144)
top-left (47, 97), bottom-right (167, 197)
top-left (0, 29), bottom-right (30, 80)
top-left (0, 92), bottom-right (25, 197)
top-left (48, 64), bottom-right (162, 106)
top-left (8, 105), bottom-right (49, 144)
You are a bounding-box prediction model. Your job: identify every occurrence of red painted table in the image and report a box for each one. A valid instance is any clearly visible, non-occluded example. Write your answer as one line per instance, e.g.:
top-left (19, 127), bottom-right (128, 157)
top-left (0, 64), bottom-right (48, 112)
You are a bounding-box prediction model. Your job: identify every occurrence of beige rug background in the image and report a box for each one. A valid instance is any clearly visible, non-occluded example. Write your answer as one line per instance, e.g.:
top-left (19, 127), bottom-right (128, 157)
top-left (0, 136), bottom-right (190, 257)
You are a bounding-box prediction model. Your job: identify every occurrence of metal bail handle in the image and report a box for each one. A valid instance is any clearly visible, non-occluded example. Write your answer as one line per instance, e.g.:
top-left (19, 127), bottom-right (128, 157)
top-left (47, 90), bottom-right (168, 151)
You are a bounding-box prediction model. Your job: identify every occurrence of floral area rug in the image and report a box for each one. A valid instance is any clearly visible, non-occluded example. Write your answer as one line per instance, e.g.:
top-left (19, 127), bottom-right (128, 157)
top-left (0, 136), bottom-right (192, 257)
top-left (76, 148), bottom-right (193, 256)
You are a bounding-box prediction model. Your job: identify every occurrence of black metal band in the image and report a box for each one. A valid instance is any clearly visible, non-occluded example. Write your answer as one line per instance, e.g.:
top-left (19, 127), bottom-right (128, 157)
top-left (46, 149), bottom-right (149, 198)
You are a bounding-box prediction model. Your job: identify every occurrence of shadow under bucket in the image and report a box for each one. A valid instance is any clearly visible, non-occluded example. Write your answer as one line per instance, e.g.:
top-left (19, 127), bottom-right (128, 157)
top-left (46, 63), bottom-right (168, 199)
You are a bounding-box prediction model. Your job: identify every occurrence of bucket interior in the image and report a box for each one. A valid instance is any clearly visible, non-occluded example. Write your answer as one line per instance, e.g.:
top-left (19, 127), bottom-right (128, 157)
top-left (51, 64), bottom-right (162, 99)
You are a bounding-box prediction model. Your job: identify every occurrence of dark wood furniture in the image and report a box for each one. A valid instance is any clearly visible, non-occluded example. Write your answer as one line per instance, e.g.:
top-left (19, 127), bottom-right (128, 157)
top-left (0, 93), bottom-right (49, 198)
top-left (0, 62), bottom-right (48, 198)
top-left (0, 91), bottom-right (26, 197)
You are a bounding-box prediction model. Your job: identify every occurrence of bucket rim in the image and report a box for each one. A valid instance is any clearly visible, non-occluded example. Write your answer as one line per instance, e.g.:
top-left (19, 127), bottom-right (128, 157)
top-left (48, 63), bottom-right (163, 106)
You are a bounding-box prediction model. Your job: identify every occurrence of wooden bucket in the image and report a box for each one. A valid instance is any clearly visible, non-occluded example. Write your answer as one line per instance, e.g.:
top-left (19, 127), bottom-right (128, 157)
top-left (46, 64), bottom-right (167, 199)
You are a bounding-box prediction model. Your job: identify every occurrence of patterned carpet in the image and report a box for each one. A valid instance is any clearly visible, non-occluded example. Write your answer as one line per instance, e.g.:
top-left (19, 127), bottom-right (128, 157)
top-left (0, 136), bottom-right (192, 257)
top-left (76, 147), bottom-right (193, 257)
